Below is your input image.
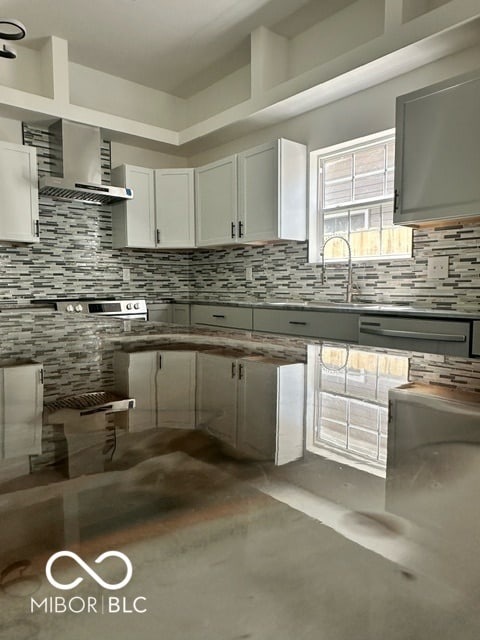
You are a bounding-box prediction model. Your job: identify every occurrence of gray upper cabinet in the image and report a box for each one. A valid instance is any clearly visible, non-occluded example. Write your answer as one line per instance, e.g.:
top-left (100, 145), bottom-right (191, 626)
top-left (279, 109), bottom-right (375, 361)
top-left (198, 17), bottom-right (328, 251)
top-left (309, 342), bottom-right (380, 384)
top-left (195, 139), bottom-right (306, 247)
top-left (0, 141), bottom-right (39, 244)
top-left (394, 70), bottom-right (480, 227)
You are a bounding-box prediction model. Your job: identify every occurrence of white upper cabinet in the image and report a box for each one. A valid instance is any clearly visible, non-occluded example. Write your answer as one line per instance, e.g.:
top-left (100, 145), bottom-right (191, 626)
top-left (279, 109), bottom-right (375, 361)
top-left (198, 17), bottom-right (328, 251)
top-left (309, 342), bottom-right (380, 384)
top-left (394, 70), bottom-right (480, 227)
top-left (0, 141), bottom-right (39, 244)
top-left (237, 139), bottom-right (306, 243)
top-left (112, 164), bottom-right (156, 249)
top-left (112, 165), bottom-right (195, 249)
top-left (195, 139), bottom-right (306, 247)
top-left (195, 155), bottom-right (237, 246)
top-left (154, 169), bottom-right (195, 248)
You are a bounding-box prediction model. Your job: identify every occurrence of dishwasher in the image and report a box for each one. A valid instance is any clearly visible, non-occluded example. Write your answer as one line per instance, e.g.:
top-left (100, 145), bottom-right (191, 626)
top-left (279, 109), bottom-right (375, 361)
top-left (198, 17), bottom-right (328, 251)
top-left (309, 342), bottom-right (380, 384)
top-left (359, 315), bottom-right (471, 356)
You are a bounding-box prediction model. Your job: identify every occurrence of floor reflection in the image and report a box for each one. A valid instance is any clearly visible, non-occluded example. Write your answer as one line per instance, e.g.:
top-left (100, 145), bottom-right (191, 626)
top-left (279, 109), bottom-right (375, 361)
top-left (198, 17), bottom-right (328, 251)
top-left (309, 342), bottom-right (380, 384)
top-left (0, 340), bottom-right (480, 638)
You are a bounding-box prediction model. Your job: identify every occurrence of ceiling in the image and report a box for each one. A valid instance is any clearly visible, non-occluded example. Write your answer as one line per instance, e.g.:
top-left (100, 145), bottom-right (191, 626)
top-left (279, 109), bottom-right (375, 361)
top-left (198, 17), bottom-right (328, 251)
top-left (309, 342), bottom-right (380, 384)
top-left (2, 0), bottom-right (318, 97)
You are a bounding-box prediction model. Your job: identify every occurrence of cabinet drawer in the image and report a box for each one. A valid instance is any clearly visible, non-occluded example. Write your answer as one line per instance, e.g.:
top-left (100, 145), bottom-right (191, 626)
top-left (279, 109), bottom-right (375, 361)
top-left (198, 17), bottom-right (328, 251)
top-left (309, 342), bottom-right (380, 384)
top-left (253, 308), bottom-right (358, 341)
top-left (191, 305), bottom-right (253, 330)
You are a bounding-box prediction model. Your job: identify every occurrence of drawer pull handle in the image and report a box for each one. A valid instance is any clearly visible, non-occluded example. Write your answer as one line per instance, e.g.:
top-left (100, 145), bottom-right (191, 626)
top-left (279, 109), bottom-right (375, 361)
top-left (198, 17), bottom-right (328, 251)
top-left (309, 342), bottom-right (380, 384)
top-left (212, 314), bottom-right (225, 318)
top-left (289, 321), bottom-right (307, 326)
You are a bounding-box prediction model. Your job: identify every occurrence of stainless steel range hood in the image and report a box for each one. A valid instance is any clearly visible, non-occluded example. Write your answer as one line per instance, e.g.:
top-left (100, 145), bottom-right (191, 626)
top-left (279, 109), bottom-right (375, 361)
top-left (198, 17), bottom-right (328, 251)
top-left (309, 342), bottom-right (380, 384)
top-left (38, 120), bottom-right (133, 205)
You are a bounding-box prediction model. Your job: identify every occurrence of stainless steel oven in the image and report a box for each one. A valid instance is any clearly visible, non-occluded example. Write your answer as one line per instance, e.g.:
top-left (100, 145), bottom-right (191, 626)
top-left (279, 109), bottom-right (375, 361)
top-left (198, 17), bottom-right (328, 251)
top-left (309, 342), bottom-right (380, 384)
top-left (32, 298), bottom-right (148, 320)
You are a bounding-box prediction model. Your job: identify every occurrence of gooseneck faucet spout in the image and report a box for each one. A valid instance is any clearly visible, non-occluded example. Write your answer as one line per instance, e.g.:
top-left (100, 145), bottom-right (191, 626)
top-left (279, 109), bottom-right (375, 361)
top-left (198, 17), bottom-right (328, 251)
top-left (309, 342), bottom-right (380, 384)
top-left (320, 235), bottom-right (358, 303)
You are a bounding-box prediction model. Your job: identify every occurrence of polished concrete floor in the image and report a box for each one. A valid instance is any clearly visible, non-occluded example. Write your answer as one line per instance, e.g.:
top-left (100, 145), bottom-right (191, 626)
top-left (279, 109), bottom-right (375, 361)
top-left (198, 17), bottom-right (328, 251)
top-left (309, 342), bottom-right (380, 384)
top-left (1, 422), bottom-right (480, 640)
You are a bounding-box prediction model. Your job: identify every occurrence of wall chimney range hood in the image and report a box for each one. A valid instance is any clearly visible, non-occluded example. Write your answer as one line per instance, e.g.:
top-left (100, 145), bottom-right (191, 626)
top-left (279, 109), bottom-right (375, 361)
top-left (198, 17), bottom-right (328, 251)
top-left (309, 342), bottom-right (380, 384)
top-left (38, 120), bottom-right (133, 205)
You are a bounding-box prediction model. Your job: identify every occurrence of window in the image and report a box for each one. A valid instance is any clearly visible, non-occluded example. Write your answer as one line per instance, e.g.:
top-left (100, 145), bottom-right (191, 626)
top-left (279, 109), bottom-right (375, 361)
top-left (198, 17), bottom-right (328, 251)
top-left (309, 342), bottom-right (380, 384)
top-left (309, 130), bottom-right (412, 262)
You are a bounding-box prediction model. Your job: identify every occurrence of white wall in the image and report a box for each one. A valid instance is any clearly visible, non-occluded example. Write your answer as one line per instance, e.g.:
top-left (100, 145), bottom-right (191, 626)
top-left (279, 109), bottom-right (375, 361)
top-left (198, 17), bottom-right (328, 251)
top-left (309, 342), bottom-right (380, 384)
top-left (69, 63), bottom-right (185, 130)
top-left (110, 142), bottom-right (187, 169)
top-left (185, 65), bottom-right (251, 126)
top-left (188, 43), bottom-right (480, 165)
top-left (0, 116), bottom-right (23, 144)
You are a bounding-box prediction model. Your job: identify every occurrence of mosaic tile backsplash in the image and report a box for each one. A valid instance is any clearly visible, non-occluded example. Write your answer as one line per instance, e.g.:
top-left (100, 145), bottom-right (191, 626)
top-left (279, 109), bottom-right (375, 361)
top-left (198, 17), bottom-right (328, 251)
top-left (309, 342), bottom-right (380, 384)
top-left (2, 124), bottom-right (479, 311)
top-left (189, 225), bottom-right (480, 312)
top-left (0, 125), bottom-right (190, 304)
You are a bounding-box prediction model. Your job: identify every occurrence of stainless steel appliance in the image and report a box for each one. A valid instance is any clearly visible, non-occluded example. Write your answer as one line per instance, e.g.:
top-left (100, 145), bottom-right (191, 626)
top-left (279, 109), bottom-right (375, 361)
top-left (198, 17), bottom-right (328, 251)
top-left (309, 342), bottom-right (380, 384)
top-left (37, 120), bottom-right (134, 205)
top-left (359, 315), bottom-right (471, 356)
top-left (33, 298), bottom-right (147, 320)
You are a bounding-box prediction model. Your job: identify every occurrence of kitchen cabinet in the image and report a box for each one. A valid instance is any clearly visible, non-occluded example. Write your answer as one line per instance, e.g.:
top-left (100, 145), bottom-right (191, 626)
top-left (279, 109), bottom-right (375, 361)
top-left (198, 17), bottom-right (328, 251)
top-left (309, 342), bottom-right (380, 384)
top-left (112, 165), bottom-right (195, 249)
top-left (191, 304), bottom-right (253, 330)
top-left (394, 69), bottom-right (480, 227)
top-left (112, 164), bottom-right (156, 249)
top-left (154, 169), bottom-right (195, 248)
top-left (195, 155), bottom-right (237, 246)
top-left (473, 322), bottom-right (480, 357)
top-left (196, 353), bottom-right (304, 463)
top-left (0, 363), bottom-right (43, 458)
top-left (114, 350), bottom-right (196, 431)
top-left (253, 308), bottom-right (358, 342)
top-left (237, 139), bottom-right (306, 242)
top-left (171, 303), bottom-right (190, 326)
top-left (195, 139), bottom-right (306, 247)
top-left (0, 141), bottom-right (39, 244)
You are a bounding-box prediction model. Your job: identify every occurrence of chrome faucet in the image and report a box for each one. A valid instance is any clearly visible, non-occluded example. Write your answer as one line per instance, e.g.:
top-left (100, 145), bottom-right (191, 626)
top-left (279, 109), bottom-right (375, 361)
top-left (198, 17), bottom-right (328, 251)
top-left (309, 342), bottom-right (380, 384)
top-left (320, 235), bottom-right (358, 303)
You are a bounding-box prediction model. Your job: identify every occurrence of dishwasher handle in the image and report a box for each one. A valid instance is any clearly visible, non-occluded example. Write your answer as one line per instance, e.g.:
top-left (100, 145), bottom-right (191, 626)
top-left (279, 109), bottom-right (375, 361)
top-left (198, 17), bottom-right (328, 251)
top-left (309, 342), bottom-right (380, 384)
top-left (359, 326), bottom-right (467, 343)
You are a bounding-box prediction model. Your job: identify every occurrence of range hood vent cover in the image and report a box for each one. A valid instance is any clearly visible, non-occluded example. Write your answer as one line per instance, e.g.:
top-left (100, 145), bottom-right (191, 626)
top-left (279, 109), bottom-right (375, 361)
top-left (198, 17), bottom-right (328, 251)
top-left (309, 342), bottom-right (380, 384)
top-left (38, 120), bottom-right (133, 205)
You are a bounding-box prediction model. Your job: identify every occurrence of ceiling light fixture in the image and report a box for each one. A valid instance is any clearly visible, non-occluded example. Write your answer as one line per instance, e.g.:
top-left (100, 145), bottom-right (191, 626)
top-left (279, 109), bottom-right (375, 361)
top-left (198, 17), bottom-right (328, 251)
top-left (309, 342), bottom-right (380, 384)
top-left (0, 18), bottom-right (27, 40)
top-left (0, 18), bottom-right (26, 60)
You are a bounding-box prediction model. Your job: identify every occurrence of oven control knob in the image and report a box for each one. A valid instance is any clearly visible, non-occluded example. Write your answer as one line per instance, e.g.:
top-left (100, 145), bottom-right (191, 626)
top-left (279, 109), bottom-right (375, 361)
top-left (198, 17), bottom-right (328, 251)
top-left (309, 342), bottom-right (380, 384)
top-left (66, 304), bottom-right (74, 313)
top-left (74, 304), bottom-right (83, 313)
top-left (126, 303), bottom-right (133, 310)
top-left (134, 303), bottom-right (140, 310)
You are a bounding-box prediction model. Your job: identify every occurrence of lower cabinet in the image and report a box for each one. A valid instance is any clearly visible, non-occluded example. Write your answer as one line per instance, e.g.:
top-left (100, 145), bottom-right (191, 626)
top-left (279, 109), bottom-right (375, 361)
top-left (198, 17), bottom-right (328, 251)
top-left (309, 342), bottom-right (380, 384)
top-left (114, 350), bottom-right (196, 431)
top-left (0, 363), bottom-right (44, 458)
top-left (253, 308), bottom-right (358, 341)
top-left (191, 304), bottom-right (253, 330)
top-left (196, 353), bottom-right (305, 463)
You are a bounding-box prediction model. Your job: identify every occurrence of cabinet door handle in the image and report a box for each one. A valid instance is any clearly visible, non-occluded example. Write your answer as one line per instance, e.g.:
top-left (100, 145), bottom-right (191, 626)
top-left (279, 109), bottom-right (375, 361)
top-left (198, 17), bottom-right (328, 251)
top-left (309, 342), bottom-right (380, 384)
top-left (34, 220), bottom-right (40, 237)
top-left (231, 362), bottom-right (236, 378)
top-left (157, 353), bottom-right (162, 369)
top-left (289, 321), bottom-right (307, 325)
top-left (231, 222), bottom-right (236, 238)
top-left (393, 189), bottom-right (399, 213)
top-left (156, 229), bottom-right (161, 243)
top-left (238, 363), bottom-right (244, 380)
top-left (238, 221), bottom-right (244, 238)
top-left (212, 314), bottom-right (225, 318)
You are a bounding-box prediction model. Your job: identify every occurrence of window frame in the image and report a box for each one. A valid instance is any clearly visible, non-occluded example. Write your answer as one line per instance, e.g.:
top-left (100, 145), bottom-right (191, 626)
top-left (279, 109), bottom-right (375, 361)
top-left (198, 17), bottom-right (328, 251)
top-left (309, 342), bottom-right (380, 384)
top-left (308, 129), bottom-right (412, 264)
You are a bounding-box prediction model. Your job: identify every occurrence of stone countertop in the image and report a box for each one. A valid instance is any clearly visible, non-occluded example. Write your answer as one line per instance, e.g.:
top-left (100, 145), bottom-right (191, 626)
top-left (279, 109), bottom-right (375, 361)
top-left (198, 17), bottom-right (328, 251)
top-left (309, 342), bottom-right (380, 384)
top-left (177, 298), bottom-right (480, 320)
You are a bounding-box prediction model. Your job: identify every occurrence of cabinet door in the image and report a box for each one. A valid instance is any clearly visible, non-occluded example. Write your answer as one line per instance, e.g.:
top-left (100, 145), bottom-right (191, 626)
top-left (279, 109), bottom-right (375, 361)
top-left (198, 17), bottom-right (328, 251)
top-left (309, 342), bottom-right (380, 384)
top-left (114, 351), bottom-right (157, 431)
top-left (0, 142), bottom-right (39, 243)
top-left (237, 361), bottom-right (277, 460)
top-left (394, 70), bottom-right (480, 225)
top-left (238, 139), bottom-right (306, 242)
top-left (112, 165), bottom-right (156, 248)
top-left (155, 169), bottom-right (195, 248)
top-left (156, 351), bottom-right (196, 429)
top-left (171, 304), bottom-right (190, 326)
top-left (195, 156), bottom-right (237, 246)
top-left (0, 364), bottom-right (43, 458)
top-left (237, 142), bottom-right (278, 242)
top-left (196, 354), bottom-right (237, 445)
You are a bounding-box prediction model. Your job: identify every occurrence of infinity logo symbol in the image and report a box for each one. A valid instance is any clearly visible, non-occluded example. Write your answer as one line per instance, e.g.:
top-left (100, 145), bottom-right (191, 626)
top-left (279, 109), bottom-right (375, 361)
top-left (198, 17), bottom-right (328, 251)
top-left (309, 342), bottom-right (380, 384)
top-left (46, 551), bottom-right (133, 591)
